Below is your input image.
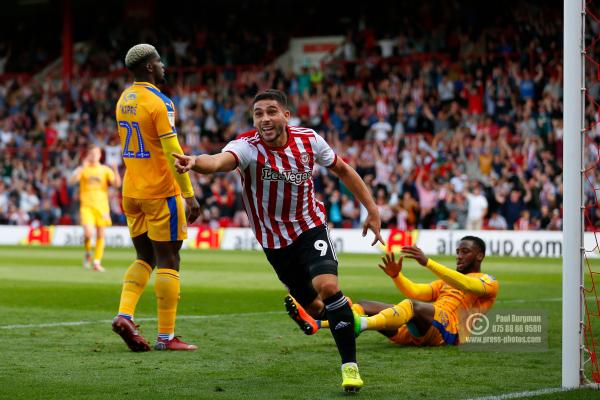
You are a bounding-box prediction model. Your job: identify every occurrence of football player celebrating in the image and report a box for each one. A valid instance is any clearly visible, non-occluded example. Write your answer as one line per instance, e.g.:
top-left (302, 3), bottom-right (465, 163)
top-left (173, 89), bottom-right (384, 392)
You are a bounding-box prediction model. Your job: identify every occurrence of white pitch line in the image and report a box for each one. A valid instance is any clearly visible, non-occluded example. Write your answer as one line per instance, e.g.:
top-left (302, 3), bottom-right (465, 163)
top-left (0, 311), bottom-right (283, 330)
top-left (1, 297), bottom-right (566, 330)
top-left (463, 387), bottom-right (570, 400)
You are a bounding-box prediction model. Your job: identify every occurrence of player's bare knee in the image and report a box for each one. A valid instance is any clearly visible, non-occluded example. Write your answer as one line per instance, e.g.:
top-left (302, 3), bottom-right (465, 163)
top-left (316, 281), bottom-right (340, 299)
top-left (136, 251), bottom-right (155, 267)
top-left (311, 269), bottom-right (339, 298)
top-left (411, 301), bottom-right (434, 320)
top-left (156, 255), bottom-right (179, 270)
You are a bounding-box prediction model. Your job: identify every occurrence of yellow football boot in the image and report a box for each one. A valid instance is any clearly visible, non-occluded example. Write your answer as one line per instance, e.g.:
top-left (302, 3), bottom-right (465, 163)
top-left (341, 363), bottom-right (363, 393)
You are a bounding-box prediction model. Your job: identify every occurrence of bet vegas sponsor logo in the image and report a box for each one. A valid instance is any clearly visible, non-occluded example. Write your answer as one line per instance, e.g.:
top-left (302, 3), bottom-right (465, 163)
top-left (261, 168), bottom-right (311, 185)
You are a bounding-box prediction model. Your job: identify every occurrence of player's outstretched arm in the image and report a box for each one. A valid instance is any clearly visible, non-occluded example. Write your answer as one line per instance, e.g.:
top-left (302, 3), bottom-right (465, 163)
top-left (329, 158), bottom-right (385, 246)
top-left (160, 136), bottom-right (200, 224)
top-left (172, 152), bottom-right (237, 175)
top-left (401, 246), bottom-right (486, 296)
top-left (378, 252), bottom-right (434, 301)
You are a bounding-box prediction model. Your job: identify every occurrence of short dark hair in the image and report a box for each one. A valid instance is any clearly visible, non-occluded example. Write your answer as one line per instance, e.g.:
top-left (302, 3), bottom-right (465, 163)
top-left (461, 236), bottom-right (486, 255)
top-left (253, 89), bottom-right (288, 109)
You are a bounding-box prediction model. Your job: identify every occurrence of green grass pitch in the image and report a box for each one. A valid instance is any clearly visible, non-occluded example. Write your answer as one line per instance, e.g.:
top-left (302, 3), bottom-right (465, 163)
top-left (0, 246), bottom-right (598, 399)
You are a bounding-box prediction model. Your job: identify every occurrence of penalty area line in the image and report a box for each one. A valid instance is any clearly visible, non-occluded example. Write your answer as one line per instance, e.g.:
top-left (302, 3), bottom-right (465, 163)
top-left (0, 311), bottom-right (284, 330)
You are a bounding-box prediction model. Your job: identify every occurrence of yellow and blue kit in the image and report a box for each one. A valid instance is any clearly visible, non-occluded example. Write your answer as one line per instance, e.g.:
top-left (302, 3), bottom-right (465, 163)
top-left (115, 82), bottom-right (193, 241)
top-left (389, 261), bottom-right (499, 346)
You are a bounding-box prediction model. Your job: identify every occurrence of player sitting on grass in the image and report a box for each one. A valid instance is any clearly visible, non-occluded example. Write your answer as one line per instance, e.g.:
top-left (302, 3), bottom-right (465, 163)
top-left (287, 236), bottom-right (499, 346)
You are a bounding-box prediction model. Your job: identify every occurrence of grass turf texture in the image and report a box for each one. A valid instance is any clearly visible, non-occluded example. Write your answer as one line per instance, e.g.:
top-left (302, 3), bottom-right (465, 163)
top-left (0, 246), bottom-right (597, 400)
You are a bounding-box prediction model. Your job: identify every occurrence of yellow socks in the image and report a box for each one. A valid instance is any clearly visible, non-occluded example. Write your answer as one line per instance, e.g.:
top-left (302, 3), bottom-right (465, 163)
top-left (352, 303), bottom-right (365, 315)
top-left (117, 260), bottom-right (152, 318)
top-left (364, 299), bottom-right (414, 331)
top-left (117, 263), bottom-right (182, 340)
top-left (93, 237), bottom-right (105, 264)
top-left (84, 237), bottom-right (92, 253)
top-left (317, 301), bottom-right (414, 332)
top-left (155, 268), bottom-right (180, 339)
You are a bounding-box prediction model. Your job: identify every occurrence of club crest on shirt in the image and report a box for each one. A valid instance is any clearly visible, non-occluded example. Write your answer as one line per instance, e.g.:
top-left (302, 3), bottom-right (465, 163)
top-left (299, 153), bottom-right (311, 165)
top-left (439, 310), bottom-right (450, 327)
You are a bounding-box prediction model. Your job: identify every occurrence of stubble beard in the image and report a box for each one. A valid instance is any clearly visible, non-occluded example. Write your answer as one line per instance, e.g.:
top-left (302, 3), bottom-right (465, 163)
top-left (261, 124), bottom-right (283, 144)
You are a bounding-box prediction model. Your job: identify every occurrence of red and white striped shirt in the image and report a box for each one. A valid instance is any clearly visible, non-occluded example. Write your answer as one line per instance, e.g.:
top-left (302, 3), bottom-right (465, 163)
top-left (222, 125), bottom-right (338, 249)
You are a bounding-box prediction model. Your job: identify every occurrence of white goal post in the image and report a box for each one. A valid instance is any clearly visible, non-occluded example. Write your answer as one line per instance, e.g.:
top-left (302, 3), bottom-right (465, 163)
top-left (563, 0), bottom-right (584, 388)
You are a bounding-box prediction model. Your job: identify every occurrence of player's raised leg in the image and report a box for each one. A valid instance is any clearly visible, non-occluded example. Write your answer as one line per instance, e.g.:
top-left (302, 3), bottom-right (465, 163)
top-left (313, 273), bottom-right (363, 392)
top-left (356, 300), bottom-right (434, 337)
top-left (352, 300), bottom-right (396, 337)
top-left (284, 294), bottom-right (319, 335)
top-left (112, 233), bottom-right (155, 352)
top-left (286, 294), bottom-right (359, 334)
top-left (316, 297), bottom-right (368, 329)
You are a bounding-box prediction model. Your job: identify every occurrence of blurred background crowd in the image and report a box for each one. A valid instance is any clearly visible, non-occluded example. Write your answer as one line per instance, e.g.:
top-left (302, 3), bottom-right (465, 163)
top-left (0, 0), bottom-right (581, 232)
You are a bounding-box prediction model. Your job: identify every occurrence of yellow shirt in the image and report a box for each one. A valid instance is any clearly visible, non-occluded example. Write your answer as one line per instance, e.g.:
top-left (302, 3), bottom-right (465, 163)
top-left (116, 82), bottom-right (181, 199)
top-left (430, 272), bottom-right (499, 340)
top-left (79, 165), bottom-right (115, 211)
top-left (431, 272), bottom-right (499, 316)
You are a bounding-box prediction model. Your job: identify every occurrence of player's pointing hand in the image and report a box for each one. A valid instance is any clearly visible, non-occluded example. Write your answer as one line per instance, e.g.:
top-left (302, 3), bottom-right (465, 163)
top-left (172, 153), bottom-right (195, 174)
top-left (362, 209), bottom-right (385, 246)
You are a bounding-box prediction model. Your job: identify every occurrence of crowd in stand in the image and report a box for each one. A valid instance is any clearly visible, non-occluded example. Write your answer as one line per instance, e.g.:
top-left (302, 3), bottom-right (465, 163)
top-left (0, 0), bottom-right (577, 232)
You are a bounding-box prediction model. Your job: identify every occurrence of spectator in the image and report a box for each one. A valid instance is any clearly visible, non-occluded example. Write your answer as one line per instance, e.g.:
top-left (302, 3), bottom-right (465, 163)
top-left (0, 1), bottom-right (567, 232)
top-left (341, 194), bottom-right (360, 228)
top-left (546, 208), bottom-right (562, 231)
top-left (514, 210), bottom-right (537, 231)
top-left (447, 192), bottom-right (468, 229)
top-left (415, 170), bottom-right (438, 228)
top-left (465, 183), bottom-right (488, 230)
top-left (499, 189), bottom-right (527, 230)
top-left (399, 191), bottom-right (420, 229)
top-left (369, 115), bottom-right (392, 142)
top-left (487, 210), bottom-right (508, 230)
top-left (20, 183), bottom-right (40, 219)
top-left (328, 190), bottom-right (344, 228)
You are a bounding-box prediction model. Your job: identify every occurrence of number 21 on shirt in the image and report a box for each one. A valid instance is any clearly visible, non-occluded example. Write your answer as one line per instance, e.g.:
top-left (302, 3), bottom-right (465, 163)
top-left (119, 120), bottom-right (150, 159)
